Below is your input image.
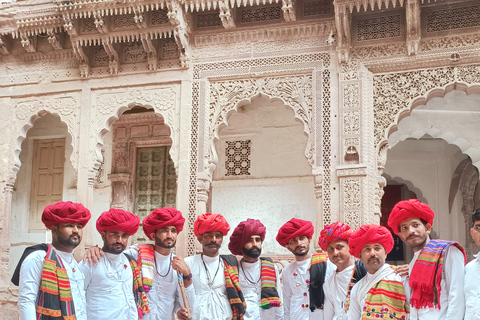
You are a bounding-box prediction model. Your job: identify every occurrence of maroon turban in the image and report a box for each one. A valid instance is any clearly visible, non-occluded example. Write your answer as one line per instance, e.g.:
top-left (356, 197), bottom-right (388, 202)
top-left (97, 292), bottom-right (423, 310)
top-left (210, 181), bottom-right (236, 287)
top-left (143, 207), bottom-right (185, 240)
top-left (276, 218), bottom-right (314, 247)
top-left (318, 221), bottom-right (353, 251)
top-left (96, 209), bottom-right (140, 236)
top-left (193, 213), bottom-right (230, 237)
top-left (348, 224), bottom-right (394, 258)
top-left (41, 201), bottom-right (91, 229)
top-left (388, 199), bottom-right (435, 235)
top-left (228, 219), bottom-right (266, 255)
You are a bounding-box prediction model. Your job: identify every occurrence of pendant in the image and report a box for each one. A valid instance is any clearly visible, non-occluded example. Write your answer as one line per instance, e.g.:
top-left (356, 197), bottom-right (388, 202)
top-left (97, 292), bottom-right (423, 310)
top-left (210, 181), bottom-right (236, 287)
top-left (72, 268), bottom-right (75, 272)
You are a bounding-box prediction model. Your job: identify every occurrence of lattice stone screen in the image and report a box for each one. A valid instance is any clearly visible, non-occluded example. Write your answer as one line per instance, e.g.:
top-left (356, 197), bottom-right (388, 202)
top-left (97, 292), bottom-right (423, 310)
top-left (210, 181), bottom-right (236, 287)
top-left (225, 140), bottom-right (251, 176)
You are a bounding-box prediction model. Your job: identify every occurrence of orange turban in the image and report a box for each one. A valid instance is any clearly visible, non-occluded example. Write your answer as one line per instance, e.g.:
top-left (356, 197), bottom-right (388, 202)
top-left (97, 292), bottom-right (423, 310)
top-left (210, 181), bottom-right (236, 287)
top-left (388, 199), bottom-right (435, 235)
top-left (41, 201), bottom-right (91, 229)
top-left (348, 224), bottom-right (394, 258)
top-left (96, 209), bottom-right (140, 236)
top-left (276, 218), bottom-right (314, 247)
top-left (143, 207), bottom-right (185, 240)
top-left (318, 221), bottom-right (353, 251)
top-left (193, 213), bottom-right (230, 236)
top-left (228, 219), bottom-right (266, 255)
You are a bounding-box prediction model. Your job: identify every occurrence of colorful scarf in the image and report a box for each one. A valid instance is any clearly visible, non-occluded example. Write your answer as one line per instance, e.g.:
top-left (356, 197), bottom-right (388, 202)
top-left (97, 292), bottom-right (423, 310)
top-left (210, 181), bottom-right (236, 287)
top-left (36, 244), bottom-right (76, 320)
top-left (11, 243), bottom-right (48, 286)
top-left (362, 278), bottom-right (409, 320)
top-left (258, 257), bottom-right (281, 309)
top-left (409, 239), bottom-right (466, 309)
top-left (309, 251), bottom-right (328, 311)
top-left (221, 255), bottom-right (246, 320)
top-left (123, 253), bottom-right (149, 319)
top-left (137, 244), bottom-right (155, 292)
top-left (343, 260), bottom-right (368, 312)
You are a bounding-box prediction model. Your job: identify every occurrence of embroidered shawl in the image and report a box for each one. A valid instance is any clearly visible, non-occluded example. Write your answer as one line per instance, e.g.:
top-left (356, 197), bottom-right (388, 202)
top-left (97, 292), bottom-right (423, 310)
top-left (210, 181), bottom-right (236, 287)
top-left (362, 278), bottom-right (409, 320)
top-left (123, 252), bottom-right (150, 319)
top-left (409, 239), bottom-right (466, 309)
top-left (221, 255), bottom-right (246, 320)
top-left (137, 244), bottom-right (155, 293)
top-left (36, 244), bottom-right (76, 320)
top-left (309, 251), bottom-right (328, 311)
top-left (258, 257), bottom-right (281, 309)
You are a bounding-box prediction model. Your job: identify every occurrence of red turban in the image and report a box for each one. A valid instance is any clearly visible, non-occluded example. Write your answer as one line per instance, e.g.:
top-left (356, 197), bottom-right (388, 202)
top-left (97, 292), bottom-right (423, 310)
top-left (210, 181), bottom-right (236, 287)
top-left (348, 224), bottom-right (394, 258)
top-left (228, 219), bottom-right (266, 255)
top-left (96, 209), bottom-right (140, 236)
top-left (42, 201), bottom-right (91, 229)
top-left (143, 207), bottom-right (185, 240)
top-left (388, 199), bottom-right (435, 235)
top-left (318, 221), bottom-right (353, 251)
top-left (193, 213), bottom-right (230, 236)
top-left (276, 218), bottom-right (314, 247)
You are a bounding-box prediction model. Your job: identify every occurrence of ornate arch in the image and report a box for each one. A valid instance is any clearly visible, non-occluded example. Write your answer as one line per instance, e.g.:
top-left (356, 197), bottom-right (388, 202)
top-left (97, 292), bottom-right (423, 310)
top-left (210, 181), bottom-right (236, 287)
top-left (92, 85), bottom-right (181, 173)
top-left (382, 174), bottom-right (426, 203)
top-left (206, 74), bottom-right (315, 175)
top-left (11, 93), bottom-right (80, 179)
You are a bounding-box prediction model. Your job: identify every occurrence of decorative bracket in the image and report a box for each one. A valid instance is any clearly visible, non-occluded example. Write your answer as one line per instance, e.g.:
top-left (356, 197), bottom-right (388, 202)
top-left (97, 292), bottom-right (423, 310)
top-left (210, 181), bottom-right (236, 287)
top-left (219, 2), bottom-right (236, 29)
top-left (103, 40), bottom-right (119, 74)
top-left (406, 0), bottom-right (421, 55)
top-left (0, 36), bottom-right (9, 55)
top-left (167, 0), bottom-right (191, 68)
top-left (20, 33), bottom-right (36, 53)
top-left (334, 2), bottom-right (351, 62)
top-left (47, 29), bottom-right (63, 50)
top-left (134, 10), bottom-right (147, 29)
top-left (63, 15), bottom-right (78, 37)
top-left (72, 42), bottom-right (90, 77)
top-left (141, 35), bottom-right (158, 70)
top-left (94, 12), bottom-right (108, 34)
top-left (282, 0), bottom-right (296, 22)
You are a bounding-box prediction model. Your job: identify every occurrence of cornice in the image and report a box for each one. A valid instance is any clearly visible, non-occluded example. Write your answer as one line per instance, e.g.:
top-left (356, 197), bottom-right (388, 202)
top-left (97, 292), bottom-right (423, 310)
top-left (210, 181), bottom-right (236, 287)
top-left (333, 0), bottom-right (405, 13)
top-left (182, 0), bottom-right (281, 12)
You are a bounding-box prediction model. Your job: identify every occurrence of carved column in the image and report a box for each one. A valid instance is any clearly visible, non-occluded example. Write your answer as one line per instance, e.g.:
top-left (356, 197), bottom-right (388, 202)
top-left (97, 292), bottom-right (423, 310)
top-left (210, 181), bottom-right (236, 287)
top-left (406, 0), bottom-right (421, 55)
top-left (109, 173), bottom-right (133, 211)
top-left (313, 174), bottom-right (323, 251)
top-left (0, 177), bottom-right (15, 287)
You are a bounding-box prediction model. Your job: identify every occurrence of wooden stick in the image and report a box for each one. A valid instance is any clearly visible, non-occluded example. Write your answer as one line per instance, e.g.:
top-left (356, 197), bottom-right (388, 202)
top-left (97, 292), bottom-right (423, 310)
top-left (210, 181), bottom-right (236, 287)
top-left (178, 273), bottom-right (192, 320)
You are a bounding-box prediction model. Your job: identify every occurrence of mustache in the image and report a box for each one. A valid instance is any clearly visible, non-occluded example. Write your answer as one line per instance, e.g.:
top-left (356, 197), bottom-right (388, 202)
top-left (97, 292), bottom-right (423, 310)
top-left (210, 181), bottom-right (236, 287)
top-left (205, 241), bottom-right (221, 248)
top-left (113, 243), bottom-right (124, 246)
top-left (368, 257), bottom-right (380, 263)
top-left (250, 246), bottom-right (261, 251)
top-left (406, 234), bottom-right (421, 241)
top-left (294, 245), bottom-right (307, 251)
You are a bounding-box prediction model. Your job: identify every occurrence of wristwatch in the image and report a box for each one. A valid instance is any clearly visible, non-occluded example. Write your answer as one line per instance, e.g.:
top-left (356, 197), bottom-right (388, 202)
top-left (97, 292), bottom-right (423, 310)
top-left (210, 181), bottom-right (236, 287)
top-left (183, 272), bottom-right (193, 280)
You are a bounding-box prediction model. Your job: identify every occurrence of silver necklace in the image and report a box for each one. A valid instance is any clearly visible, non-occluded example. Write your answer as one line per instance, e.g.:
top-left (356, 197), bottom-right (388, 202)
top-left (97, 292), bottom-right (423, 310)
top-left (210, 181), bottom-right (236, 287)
top-left (201, 254), bottom-right (221, 286)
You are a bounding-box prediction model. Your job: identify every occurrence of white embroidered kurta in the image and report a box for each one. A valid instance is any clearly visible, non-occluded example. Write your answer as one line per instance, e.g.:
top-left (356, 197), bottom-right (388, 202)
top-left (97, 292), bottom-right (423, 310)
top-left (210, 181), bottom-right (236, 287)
top-left (465, 253), bottom-right (480, 320)
top-left (78, 252), bottom-right (137, 320)
top-left (124, 245), bottom-right (196, 320)
top-left (18, 248), bottom-right (87, 320)
top-left (238, 259), bottom-right (284, 320)
top-left (323, 264), bottom-right (354, 320)
top-left (184, 254), bottom-right (233, 320)
top-left (407, 245), bottom-right (465, 320)
top-left (282, 258), bottom-right (334, 320)
top-left (347, 264), bottom-right (406, 320)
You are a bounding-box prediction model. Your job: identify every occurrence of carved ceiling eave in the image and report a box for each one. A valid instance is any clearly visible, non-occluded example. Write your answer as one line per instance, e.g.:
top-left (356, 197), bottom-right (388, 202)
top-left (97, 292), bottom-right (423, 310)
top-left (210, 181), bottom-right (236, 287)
top-left (182, 0), bottom-right (281, 12)
top-left (71, 26), bottom-right (175, 46)
top-left (333, 0), bottom-right (405, 13)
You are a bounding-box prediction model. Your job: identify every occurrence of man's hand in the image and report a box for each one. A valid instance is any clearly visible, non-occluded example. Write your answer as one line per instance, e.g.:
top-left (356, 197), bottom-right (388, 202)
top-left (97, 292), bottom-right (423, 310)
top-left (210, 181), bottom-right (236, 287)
top-left (83, 245), bottom-right (104, 265)
top-left (177, 307), bottom-right (191, 320)
top-left (172, 256), bottom-right (190, 276)
top-left (394, 264), bottom-right (409, 277)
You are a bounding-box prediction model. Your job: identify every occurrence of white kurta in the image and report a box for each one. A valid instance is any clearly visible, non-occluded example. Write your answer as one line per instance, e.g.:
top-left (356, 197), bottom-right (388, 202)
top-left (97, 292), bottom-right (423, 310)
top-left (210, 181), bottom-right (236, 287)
top-left (124, 245), bottom-right (196, 320)
top-left (184, 254), bottom-right (233, 320)
top-left (282, 258), bottom-right (334, 320)
top-left (78, 252), bottom-right (137, 320)
top-left (465, 253), bottom-right (480, 320)
top-left (238, 259), bottom-right (284, 320)
top-left (407, 245), bottom-right (465, 320)
top-left (18, 248), bottom-right (87, 320)
top-left (347, 264), bottom-right (405, 320)
top-left (323, 264), bottom-right (353, 320)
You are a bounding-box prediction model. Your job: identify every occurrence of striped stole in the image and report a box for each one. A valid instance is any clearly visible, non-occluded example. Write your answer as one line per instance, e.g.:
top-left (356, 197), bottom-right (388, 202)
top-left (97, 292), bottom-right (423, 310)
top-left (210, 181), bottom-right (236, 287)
top-left (124, 253), bottom-right (149, 319)
top-left (259, 257), bottom-right (281, 309)
top-left (409, 239), bottom-right (466, 309)
top-left (221, 255), bottom-right (246, 320)
top-left (309, 251), bottom-right (328, 311)
top-left (36, 244), bottom-right (76, 320)
top-left (137, 244), bottom-right (155, 292)
top-left (362, 278), bottom-right (409, 320)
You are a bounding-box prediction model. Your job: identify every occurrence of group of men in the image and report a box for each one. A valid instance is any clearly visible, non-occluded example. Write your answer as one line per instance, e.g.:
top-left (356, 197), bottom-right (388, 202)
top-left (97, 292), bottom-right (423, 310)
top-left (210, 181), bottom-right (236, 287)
top-left (13, 198), bottom-right (480, 320)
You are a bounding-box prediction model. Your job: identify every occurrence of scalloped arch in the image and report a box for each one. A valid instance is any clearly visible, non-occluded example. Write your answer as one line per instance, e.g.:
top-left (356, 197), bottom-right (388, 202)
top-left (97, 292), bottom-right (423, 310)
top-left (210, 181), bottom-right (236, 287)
top-left (382, 174), bottom-right (426, 203)
top-left (13, 110), bottom-right (74, 177)
top-left (94, 103), bottom-right (176, 171)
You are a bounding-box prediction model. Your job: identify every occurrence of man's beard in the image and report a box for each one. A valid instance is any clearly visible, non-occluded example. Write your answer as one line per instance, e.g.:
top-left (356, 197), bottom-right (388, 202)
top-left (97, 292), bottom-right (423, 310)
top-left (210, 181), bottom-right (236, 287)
top-left (156, 237), bottom-right (176, 249)
top-left (292, 245), bottom-right (308, 257)
top-left (57, 233), bottom-right (81, 248)
top-left (104, 242), bottom-right (125, 254)
top-left (243, 246), bottom-right (262, 258)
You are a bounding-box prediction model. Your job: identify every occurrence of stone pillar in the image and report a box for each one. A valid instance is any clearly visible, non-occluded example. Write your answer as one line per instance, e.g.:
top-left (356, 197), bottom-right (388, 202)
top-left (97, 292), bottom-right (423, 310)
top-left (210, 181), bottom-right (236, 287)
top-left (195, 172), bottom-right (211, 253)
top-left (313, 173), bottom-right (323, 251)
top-left (108, 173), bottom-right (132, 210)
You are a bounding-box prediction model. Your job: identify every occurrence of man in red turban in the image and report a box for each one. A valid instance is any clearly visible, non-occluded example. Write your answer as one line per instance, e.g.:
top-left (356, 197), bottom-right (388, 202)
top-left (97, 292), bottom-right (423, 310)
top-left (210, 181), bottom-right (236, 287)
top-left (276, 218), bottom-right (333, 320)
top-left (185, 213), bottom-right (246, 320)
top-left (79, 209), bottom-right (140, 319)
top-left (387, 199), bottom-right (466, 319)
top-left (15, 201), bottom-right (91, 320)
top-left (347, 224), bottom-right (409, 320)
top-left (319, 222), bottom-right (366, 320)
top-left (228, 219), bottom-right (283, 319)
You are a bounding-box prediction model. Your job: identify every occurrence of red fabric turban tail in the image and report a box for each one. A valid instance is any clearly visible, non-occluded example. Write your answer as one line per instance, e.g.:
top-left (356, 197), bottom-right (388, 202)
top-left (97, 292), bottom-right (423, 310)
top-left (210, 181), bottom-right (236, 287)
top-left (348, 224), bottom-right (394, 258)
top-left (193, 213), bottom-right (230, 236)
top-left (143, 207), bottom-right (185, 240)
top-left (388, 199), bottom-right (435, 235)
top-left (276, 218), bottom-right (314, 247)
top-left (318, 221), bottom-right (353, 251)
top-left (228, 219), bottom-right (267, 255)
top-left (42, 201), bottom-right (91, 229)
top-left (96, 208), bottom-right (140, 236)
